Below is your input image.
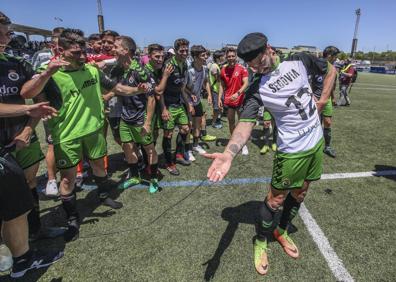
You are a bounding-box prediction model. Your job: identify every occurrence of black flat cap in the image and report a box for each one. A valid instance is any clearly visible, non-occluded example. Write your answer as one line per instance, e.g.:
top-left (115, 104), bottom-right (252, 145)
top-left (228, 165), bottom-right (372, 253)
top-left (237, 32), bottom-right (268, 62)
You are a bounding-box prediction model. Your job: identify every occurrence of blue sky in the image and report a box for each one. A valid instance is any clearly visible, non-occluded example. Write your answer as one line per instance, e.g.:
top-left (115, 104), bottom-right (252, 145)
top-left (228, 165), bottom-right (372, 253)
top-left (3, 0), bottom-right (395, 52)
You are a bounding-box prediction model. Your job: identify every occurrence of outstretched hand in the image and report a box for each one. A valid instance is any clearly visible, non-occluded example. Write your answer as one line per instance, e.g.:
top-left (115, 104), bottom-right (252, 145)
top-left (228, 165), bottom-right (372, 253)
top-left (202, 152), bottom-right (233, 182)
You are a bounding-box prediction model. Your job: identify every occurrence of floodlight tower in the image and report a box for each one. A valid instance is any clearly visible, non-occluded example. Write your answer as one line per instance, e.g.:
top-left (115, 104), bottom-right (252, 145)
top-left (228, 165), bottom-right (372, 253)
top-left (97, 0), bottom-right (105, 33)
top-left (350, 8), bottom-right (361, 58)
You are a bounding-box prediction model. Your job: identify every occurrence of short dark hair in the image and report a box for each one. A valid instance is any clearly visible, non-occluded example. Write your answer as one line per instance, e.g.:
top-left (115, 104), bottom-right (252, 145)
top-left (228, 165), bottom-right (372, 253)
top-left (148, 43), bottom-right (164, 54)
top-left (213, 50), bottom-right (225, 62)
top-left (100, 30), bottom-right (119, 39)
top-left (116, 35), bottom-right (137, 55)
top-left (58, 28), bottom-right (85, 49)
top-left (190, 45), bottom-right (206, 58)
top-left (174, 38), bottom-right (189, 51)
top-left (0, 11), bottom-right (11, 25)
top-left (88, 33), bottom-right (101, 42)
top-left (323, 46), bottom-right (340, 58)
top-left (225, 47), bottom-right (236, 55)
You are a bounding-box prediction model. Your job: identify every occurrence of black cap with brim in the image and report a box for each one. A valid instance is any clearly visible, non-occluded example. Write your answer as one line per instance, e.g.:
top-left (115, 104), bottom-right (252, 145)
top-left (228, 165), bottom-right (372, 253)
top-left (237, 32), bottom-right (268, 62)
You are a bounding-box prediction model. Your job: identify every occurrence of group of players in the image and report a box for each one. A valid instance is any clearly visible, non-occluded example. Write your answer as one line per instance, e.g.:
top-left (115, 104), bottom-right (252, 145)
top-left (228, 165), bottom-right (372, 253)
top-left (0, 9), bottom-right (357, 278)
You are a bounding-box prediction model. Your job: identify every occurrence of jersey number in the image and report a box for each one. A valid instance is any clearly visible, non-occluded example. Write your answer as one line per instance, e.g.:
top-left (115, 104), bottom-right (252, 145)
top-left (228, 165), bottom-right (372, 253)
top-left (285, 87), bottom-right (316, 120)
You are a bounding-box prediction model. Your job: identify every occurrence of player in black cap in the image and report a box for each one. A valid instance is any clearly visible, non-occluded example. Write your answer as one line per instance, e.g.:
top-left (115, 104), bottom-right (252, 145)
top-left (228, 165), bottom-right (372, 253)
top-left (205, 32), bottom-right (336, 275)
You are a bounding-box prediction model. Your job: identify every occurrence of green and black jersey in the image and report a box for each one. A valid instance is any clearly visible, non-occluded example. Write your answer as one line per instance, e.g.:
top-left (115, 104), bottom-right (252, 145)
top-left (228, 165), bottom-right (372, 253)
top-left (0, 53), bottom-right (35, 150)
top-left (39, 63), bottom-right (116, 145)
top-left (120, 59), bottom-right (154, 126)
top-left (163, 56), bottom-right (187, 107)
top-left (144, 61), bottom-right (162, 85)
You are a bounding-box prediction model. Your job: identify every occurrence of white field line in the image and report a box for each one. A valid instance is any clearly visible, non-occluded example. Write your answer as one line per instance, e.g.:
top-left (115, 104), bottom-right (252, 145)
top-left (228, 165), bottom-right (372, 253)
top-left (300, 204), bottom-right (355, 282)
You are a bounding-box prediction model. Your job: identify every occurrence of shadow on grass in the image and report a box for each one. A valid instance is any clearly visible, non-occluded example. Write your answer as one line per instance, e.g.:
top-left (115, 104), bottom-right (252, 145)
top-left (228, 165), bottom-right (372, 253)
top-left (202, 201), bottom-right (297, 281)
top-left (374, 165), bottom-right (396, 182)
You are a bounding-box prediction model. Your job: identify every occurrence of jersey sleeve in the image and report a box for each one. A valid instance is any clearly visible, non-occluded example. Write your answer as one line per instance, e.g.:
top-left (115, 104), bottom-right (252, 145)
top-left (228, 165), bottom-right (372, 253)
top-left (288, 52), bottom-right (328, 77)
top-left (239, 74), bottom-right (263, 122)
top-left (99, 70), bottom-right (117, 91)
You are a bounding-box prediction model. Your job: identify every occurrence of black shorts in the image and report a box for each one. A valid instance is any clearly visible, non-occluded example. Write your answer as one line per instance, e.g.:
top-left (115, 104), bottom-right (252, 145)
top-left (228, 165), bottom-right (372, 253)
top-left (0, 152), bottom-right (34, 221)
top-left (108, 117), bottom-right (121, 138)
top-left (192, 102), bottom-right (204, 117)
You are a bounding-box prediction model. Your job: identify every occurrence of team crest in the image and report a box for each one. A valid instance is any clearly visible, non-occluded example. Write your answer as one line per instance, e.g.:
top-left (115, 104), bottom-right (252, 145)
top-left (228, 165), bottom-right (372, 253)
top-left (58, 159), bottom-right (67, 167)
top-left (282, 178), bottom-right (291, 187)
top-left (8, 70), bottom-right (19, 81)
top-left (129, 76), bottom-right (135, 84)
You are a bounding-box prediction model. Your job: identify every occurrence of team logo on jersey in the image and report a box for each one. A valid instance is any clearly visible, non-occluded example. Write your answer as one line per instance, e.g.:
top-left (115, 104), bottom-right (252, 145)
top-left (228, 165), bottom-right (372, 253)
top-left (128, 76), bottom-right (135, 84)
top-left (282, 178), bottom-right (291, 187)
top-left (58, 159), bottom-right (67, 167)
top-left (8, 70), bottom-right (19, 81)
top-left (316, 76), bottom-right (323, 83)
top-left (234, 72), bottom-right (239, 77)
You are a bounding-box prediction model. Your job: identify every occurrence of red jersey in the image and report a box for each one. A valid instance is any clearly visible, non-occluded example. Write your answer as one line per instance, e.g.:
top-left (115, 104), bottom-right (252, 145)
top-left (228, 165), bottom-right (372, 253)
top-left (339, 64), bottom-right (356, 85)
top-left (220, 63), bottom-right (248, 107)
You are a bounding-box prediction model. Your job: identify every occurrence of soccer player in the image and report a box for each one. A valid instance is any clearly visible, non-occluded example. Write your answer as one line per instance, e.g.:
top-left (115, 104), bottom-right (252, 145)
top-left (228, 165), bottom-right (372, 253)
top-left (338, 58), bottom-right (356, 106)
top-left (208, 50), bottom-right (225, 129)
top-left (21, 28), bottom-right (123, 242)
top-left (205, 32), bottom-right (336, 275)
top-left (220, 48), bottom-right (249, 155)
top-left (185, 45), bottom-right (213, 155)
top-left (0, 11), bottom-right (63, 278)
top-left (112, 36), bottom-right (159, 193)
top-left (161, 38), bottom-right (194, 175)
top-left (87, 33), bottom-right (102, 55)
top-left (31, 27), bottom-right (64, 197)
top-left (312, 46), bottom-right (340, 158)
top-left (144, 44), bottom-right (174, 145)
top-left (0, 14), bottom-right (64, 240)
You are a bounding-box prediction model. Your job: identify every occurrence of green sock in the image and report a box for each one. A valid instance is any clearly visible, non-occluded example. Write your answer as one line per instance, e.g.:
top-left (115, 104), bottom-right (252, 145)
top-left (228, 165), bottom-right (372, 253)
top-left (277, 226), bottom-right (286, 235)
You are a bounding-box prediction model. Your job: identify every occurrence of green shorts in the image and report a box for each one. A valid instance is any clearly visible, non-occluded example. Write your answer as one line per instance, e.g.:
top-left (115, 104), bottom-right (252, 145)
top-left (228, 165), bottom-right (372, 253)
top-left (322, 98), bottom-right (333, 117)
top-left (12, 140), bottom-right (45, 170)
top-left (162, 105), bottom-right (189, 130)
top-left (271, 139), bottom-right (324, 190)
top-left (54, 129), bottom-right (107, 169)
top-left (119, 119), bottom-right (153, 146)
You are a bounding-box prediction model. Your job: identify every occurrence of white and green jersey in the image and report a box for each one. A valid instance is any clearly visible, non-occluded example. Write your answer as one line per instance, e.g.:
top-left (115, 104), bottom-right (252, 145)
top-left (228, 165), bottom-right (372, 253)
top-left (241, 53), bottom-right (328, 154)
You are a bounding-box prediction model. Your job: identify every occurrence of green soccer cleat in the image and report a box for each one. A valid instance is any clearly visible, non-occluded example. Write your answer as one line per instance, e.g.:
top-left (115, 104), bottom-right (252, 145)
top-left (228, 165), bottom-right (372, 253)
top-left (260, 145), bottom-right (270, 155)
top-left (201, 134), bottom-right (217, 142)
top-left (118, 177), bottom-right (141, 190)
top-left (271, 143), bottom-right (277, 152)
top-left (149, 179), bottom-right (159, 194)
top-left (254, 238), bottom-right (269, 275)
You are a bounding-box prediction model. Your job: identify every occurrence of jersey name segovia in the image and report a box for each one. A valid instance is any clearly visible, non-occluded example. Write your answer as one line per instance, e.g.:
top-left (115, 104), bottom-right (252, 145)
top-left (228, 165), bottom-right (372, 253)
top-left (241, 57), bottom-right (325, 154)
